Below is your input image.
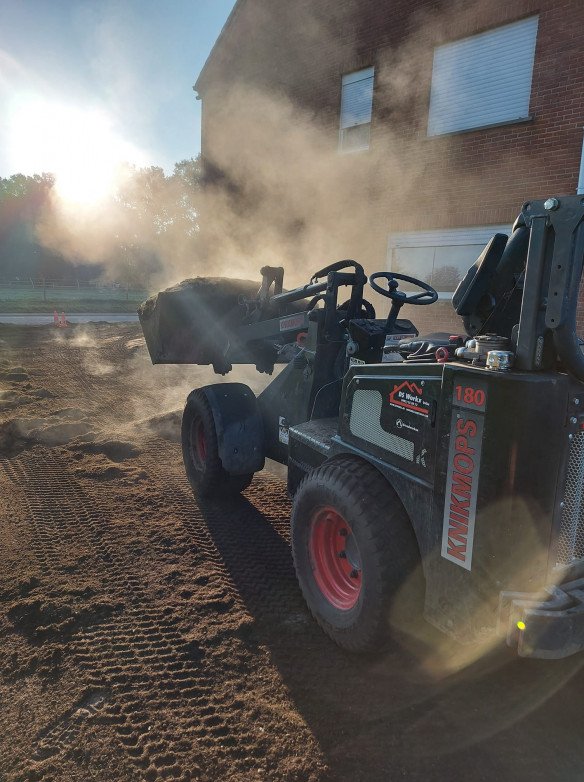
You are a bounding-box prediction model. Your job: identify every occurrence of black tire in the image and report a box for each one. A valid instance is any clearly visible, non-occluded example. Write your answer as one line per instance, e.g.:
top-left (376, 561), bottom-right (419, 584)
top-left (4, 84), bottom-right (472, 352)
top-left (181, 390), bottom-right (253, 498)
top-left (291, 457), bottom-right (422, 653)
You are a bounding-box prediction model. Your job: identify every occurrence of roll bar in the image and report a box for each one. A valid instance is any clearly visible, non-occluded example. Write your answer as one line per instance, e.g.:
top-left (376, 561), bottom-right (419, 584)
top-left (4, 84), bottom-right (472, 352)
top-left (517, 196), bottom-right (584, 381)
top-left (262, 260), bottom-right (367, 319)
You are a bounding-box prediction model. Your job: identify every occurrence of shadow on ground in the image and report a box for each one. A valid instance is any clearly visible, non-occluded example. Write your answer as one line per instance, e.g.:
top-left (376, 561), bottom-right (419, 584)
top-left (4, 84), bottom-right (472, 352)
top-left (198, 486), bottom-right (584, 782)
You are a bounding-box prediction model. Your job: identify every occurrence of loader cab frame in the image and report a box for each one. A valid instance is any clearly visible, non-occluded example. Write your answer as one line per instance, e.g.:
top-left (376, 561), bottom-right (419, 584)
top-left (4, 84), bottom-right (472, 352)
top-left (144, 194), bottom-right (584, 660)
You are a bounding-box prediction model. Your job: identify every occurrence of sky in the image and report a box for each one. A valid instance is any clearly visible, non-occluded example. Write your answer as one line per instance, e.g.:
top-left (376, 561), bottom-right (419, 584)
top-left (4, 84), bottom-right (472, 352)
top-left (0, 0), bottom-right (237, 177)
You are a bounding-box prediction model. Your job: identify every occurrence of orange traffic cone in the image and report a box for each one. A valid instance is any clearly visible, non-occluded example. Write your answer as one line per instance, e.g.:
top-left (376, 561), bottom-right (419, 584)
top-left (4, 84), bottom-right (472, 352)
top-left (53, 310), bottom-right (60, 327)
top-left (59, 312), bottom-right (68, 328)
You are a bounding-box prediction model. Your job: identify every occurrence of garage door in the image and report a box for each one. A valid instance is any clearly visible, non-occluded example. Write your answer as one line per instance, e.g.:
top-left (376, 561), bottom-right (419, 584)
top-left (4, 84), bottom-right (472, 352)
top-left (387, 225), bottom-right (513, 298)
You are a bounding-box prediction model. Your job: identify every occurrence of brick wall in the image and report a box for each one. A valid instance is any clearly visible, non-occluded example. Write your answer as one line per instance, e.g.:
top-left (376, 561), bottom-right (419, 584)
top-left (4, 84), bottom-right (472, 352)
top-left (197, 0), bottom-right (584, 335)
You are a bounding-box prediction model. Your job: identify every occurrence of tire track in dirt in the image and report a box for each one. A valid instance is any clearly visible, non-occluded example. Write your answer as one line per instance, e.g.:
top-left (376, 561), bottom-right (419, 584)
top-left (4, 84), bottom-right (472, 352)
top-left (0, 457), bottom-right (70, 581)
top-left (135, 445), bottom-right (329, 646)
top-left (1, 326), bottom-right (142, 417)
top-left (0, 326), bottom-right (403, 782)
top-left (5, 324), bottom-right (584, 782)
top-left (1, 446), bottom-right (327, 782)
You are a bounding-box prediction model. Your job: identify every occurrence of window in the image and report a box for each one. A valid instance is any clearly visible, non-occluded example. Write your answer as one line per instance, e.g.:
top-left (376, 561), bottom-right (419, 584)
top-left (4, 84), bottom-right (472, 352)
top-left (427, 16), bottom-right (538, 136)
top-left (339, 67), bottom-right (374, 152)
top-left (387, 225), bottom-right (513, 298)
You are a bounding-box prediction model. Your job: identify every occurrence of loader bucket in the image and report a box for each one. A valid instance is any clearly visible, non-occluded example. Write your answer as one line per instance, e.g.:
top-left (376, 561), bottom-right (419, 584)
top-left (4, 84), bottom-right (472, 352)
top-left (138, 277), bottom-right (259, 365)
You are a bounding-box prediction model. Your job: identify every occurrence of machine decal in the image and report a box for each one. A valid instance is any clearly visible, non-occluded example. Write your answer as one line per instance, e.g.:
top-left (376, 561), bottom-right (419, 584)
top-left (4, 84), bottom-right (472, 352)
top-left (395, 418), bottom-right (419, 433)
top-left (279, 314), bottom-right (305, 332)
top-left (373, 376), bottom-right (441, 474)
top-left (388, 380), bottom-right (431, 417)
top-left (441, 403), bottom-right (485, 570)
top-left (452, 381), bottom-right (487, 412)
top-left (278, 416), bottom-right (289, 445)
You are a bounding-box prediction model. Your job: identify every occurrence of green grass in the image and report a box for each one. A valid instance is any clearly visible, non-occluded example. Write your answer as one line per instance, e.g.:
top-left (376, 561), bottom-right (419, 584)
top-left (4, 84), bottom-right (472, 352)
top-left (0, 286), bottom-right (148, 313)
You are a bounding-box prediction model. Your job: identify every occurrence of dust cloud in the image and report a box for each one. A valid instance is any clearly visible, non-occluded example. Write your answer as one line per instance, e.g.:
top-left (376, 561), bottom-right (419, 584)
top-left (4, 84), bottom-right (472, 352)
top-left (36, 80), bottom-right (405, 293)
top-left (32, 0), bottom-right (517, 295)
top-left (45, 325), bottom-right (278, 453)
top-left (3, 4), bottom-right (578, 743)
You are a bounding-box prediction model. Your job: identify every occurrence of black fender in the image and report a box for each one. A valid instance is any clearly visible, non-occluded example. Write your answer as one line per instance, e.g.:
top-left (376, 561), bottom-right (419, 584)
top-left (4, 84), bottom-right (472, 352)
top-left (189, 383), bottom-right (265, 475)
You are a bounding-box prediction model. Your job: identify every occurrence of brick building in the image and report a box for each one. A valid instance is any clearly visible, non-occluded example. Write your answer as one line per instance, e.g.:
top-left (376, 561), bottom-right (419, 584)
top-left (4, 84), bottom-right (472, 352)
top-left (195, 0), bottom-right (584, 333)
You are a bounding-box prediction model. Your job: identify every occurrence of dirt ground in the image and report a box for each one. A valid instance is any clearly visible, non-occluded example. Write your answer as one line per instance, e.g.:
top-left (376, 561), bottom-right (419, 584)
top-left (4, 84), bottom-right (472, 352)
top-left (1, 322), bottom-right (584, 782)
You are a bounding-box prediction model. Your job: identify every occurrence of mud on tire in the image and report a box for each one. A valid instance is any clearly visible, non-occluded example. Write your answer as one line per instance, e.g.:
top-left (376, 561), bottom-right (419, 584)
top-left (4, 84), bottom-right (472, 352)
top-left (181, 390), bottom-right (253, 498)
top-left (291, 457), bottom-right (422, 653)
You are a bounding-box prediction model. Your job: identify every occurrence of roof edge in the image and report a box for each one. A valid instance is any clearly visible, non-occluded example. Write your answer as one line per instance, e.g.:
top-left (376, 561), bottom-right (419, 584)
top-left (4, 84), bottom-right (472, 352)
top-left (194, 0), bottom-right (248, 94)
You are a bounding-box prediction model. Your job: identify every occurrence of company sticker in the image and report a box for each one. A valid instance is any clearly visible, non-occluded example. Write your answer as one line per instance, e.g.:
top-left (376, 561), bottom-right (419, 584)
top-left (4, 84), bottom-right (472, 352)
top-left (395, 418), bottom-right (419, 434)
top-left (440, 383), bottom-right (487, 570)
top-left (388, 380), bottom-right (430, 417)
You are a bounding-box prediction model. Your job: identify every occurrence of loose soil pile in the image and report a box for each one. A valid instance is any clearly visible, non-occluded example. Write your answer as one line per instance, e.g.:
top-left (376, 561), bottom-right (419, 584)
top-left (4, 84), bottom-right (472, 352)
top-left (1, 323), bottom-right (583, 782)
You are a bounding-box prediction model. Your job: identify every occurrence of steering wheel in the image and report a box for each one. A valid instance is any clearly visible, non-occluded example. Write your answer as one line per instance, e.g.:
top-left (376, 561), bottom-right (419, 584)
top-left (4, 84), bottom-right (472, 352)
top-left (369, 272), bottom-right (438, 334)
top-left (369, 272), bottom-right (438, 305)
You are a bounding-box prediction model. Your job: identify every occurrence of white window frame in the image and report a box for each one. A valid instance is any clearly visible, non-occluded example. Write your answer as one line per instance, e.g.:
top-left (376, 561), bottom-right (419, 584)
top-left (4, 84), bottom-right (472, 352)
top-left (339, 67), bottom-right (374, 153)
top-left (387, 225), bottom-right (513, 299)
top-left (427, 16), bottom-right (539, 137)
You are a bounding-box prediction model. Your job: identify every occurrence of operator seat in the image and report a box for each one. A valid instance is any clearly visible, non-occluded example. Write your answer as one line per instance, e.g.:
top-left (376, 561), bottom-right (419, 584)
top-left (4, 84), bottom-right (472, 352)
top-left (452, 233), bottom-right (508, 317)
top-left (396, 235), bottom-right (508, 360)
top-left (451, 223), bottom-right (529, 338)
top-left (397, 221), bottom-right (530, 360)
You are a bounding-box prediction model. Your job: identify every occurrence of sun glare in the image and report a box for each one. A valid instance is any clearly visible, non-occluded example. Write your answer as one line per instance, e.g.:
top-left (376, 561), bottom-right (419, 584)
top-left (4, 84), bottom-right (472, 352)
top-left (8, 97), bottom-right (146, 207)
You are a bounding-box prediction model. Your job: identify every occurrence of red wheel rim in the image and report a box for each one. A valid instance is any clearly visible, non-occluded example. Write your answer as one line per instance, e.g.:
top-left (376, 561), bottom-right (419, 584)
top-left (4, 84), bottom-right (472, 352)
top-left (309, 506), bottom-right (362, 610)
top-left (191, 417), bottom-right (207, 467)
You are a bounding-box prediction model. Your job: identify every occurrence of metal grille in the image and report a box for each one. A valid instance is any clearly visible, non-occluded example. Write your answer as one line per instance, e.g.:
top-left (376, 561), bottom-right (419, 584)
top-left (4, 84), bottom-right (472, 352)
top-left (557, 432), bottom-right (584, 565)
top-left (349, 389), bottom-right (414, 462)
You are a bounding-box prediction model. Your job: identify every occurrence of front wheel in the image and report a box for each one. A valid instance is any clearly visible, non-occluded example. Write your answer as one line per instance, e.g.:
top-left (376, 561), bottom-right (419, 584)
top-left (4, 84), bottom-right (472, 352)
top-left (181, 390), bottom-right (253, 498)
top-left (291, 457), bottom-right (422, 652)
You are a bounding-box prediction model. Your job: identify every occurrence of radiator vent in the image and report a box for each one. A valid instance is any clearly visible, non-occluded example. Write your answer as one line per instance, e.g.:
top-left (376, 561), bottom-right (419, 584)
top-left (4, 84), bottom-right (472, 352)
top-left (349, 389), bottom-right (414, 462)
top-left (557, 432), bottom-right (584, 566)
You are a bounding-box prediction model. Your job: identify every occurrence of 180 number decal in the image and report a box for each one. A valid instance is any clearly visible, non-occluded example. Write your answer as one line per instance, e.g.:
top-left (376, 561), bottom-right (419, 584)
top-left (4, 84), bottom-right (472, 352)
top-left (454, 385), bottom-right (486, 409)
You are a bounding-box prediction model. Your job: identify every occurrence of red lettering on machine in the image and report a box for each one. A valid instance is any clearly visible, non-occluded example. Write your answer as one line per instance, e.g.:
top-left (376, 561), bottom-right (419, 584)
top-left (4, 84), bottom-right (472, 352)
top-left (446, 418), bottom-right (478, 562)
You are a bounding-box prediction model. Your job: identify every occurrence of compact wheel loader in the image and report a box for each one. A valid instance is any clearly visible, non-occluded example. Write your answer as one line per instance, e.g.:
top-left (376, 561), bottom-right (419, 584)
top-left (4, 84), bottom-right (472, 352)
top-left (140, 196), bottom-right (584, 659)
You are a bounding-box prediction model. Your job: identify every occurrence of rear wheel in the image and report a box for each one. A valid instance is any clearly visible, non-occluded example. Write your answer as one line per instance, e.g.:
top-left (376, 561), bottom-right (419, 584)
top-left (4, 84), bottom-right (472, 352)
top-left (291, 457), bottom-right (422, 652)
top-left (181, 390), bottom-right (253, 498)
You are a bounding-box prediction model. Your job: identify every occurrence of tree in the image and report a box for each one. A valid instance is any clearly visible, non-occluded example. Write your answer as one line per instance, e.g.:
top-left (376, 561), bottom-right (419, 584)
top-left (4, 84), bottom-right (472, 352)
top-left (0, 157), bottom-right (204, 286)
top-left (0, 173), bottom-right (55, 279)
top-left (109, 157), bottom-right (203, 285)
